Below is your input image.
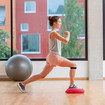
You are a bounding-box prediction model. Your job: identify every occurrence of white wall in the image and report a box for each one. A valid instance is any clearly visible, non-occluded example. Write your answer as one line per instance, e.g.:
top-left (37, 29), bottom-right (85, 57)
top-left (2, 60), bottom-right (105, 78)
top-left (0, 61), bottom-right (88, 78)
top-left (88, 0), bottom-right (103, 80)
top-left (32, 61), bottom-right (88, 78)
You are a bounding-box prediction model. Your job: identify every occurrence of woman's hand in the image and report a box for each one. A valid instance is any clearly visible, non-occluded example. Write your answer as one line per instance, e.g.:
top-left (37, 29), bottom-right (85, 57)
top-left (64, 31), bottom-right (70, 36)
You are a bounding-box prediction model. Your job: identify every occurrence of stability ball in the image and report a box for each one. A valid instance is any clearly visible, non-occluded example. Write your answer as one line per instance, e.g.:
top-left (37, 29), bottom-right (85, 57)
top-left (5, 55), bottom-right (33, 81)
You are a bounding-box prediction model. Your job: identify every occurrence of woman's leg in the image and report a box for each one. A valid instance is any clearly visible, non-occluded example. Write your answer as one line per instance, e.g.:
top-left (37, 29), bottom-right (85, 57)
top-left (22, 63), bottom-right (54, 85)
top-left (57, 56), bottom-right (77, 87)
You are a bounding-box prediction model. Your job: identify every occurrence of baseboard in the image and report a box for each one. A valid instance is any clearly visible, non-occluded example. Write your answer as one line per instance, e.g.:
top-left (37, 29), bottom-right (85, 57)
top-left (0, 75), bottom-right (88, 81)
top-left (0, 75), bottom-right (12, 81)
top-left (41, 77), bottom-right (88, 80)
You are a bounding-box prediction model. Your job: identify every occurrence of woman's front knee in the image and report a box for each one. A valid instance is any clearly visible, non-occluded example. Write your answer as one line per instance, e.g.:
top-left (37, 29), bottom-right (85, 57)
top-left (72, 63), bottom-right (77, 67)
top-left (71, 63), bottom-right (77, 69)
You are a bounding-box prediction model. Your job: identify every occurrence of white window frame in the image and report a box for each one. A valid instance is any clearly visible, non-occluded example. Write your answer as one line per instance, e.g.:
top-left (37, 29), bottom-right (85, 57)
top-left (77, 34), bottom-right (85, 40)
top-left (21, 34), bottom-right (41, 54)
top-left (24, 1), bottom-right (36, 13)
top-left (82, 9), bottom-right (85, 16)
top-left (21, 23), bottom-right (29, 32)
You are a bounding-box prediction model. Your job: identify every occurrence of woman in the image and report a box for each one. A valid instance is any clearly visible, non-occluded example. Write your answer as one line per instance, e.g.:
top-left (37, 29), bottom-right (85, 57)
top-left (18, 16), bottom-right (80, 93)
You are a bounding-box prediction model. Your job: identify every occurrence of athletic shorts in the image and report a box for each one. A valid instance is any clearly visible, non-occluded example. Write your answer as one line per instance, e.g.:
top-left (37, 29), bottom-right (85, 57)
top-left (46, 52), bottom-right (63, 67)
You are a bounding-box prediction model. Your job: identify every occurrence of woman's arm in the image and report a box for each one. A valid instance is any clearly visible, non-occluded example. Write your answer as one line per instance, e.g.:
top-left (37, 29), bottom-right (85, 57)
top-left (50, 31), bottom-right (70, 44)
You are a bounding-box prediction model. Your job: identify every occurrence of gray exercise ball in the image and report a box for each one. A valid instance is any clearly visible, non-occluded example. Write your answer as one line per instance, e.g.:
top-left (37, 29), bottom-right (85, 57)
top-left (5, 55), bottom-right (33, 81)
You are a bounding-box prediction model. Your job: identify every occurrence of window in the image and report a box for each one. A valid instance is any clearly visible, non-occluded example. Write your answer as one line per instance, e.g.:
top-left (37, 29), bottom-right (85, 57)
top-left (3, 0), bottom-right (87, 60)
top-left (47, 0), bottom-right (65, 16)
top-left (24, 1), bottom-right (36, 13)
top-left (21, 23), bottom-right (29, 31)
top-left (0, 0), bottom-right (12, 60)
top-left (0, 6), bottom-right (5, 26)
top-left (21, 34), bottom-right (40, 54)
top-left (47, 0), bottom-right (87, 59)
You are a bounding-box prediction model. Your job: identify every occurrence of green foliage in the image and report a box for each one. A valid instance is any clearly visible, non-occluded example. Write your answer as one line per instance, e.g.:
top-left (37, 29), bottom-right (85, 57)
top-left (0, 29), bottom-right (18, 59)
top-left (61, 0), bottom-right (85, 58)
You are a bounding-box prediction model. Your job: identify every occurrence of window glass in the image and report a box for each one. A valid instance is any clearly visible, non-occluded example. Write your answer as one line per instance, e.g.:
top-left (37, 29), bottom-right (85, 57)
top-left (21, 34), bottom-right (40, 54)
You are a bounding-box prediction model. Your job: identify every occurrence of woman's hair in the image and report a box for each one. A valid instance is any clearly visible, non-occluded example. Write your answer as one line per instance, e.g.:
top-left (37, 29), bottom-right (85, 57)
top-left (48, 16), bottom-right (60, 26)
